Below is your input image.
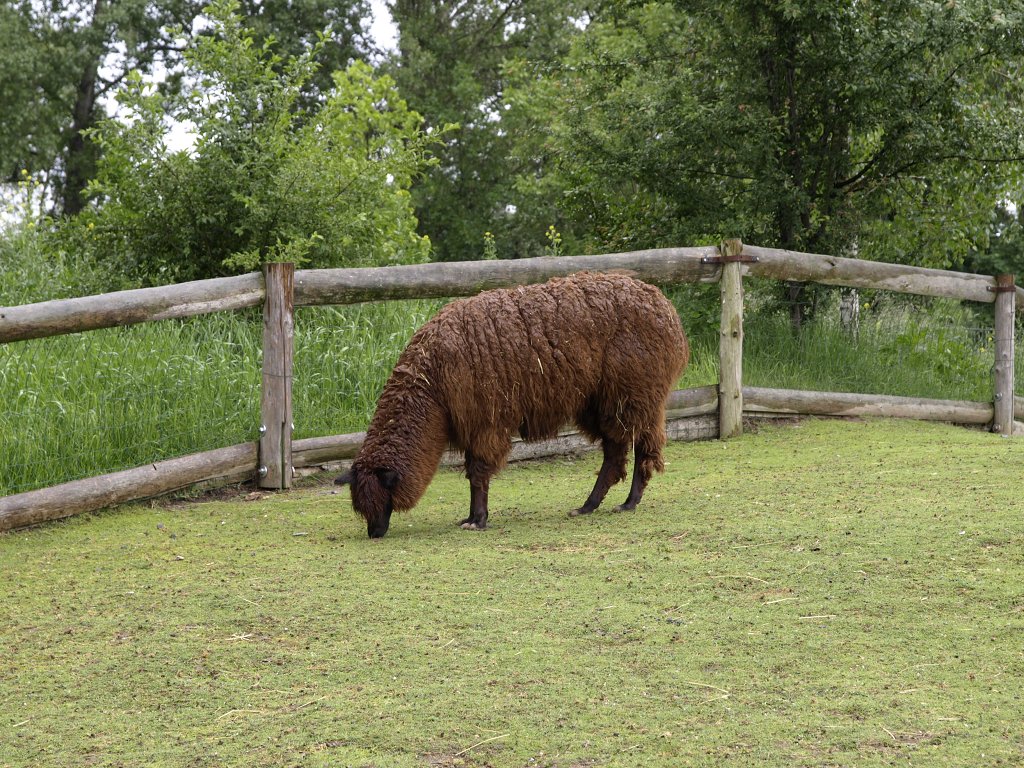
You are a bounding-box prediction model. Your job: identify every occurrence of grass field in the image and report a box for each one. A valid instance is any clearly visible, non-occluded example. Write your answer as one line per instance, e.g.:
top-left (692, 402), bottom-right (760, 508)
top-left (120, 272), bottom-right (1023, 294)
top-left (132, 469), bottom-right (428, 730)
top-left (2, 418), bottom-right (1022, 767)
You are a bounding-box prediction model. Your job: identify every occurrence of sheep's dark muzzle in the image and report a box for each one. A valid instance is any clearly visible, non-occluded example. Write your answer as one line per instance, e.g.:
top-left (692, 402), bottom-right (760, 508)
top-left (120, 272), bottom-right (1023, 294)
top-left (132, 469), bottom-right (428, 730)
top-left (367, 510), bottom-right (392, 539)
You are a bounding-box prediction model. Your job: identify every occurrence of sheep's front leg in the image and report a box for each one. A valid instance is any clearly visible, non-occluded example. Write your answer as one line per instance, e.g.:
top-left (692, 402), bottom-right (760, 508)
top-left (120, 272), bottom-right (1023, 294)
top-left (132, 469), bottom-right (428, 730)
top-left (459, 450), bottom-right (492, 530)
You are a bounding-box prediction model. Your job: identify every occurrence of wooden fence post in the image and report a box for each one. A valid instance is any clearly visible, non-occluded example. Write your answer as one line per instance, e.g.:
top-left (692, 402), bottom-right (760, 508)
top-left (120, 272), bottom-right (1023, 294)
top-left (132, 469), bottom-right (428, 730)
top-left (992, 273), bottom-right (1015, 436)
top-left (260, 262), bottom-right (295, 488)
top-left (718, 239), bottom-right (745, 439)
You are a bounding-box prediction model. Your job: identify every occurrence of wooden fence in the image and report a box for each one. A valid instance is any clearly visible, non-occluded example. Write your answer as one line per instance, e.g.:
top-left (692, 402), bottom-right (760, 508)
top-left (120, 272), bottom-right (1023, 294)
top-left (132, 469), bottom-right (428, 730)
top-left (1, 240), bottom-right (1019, 531)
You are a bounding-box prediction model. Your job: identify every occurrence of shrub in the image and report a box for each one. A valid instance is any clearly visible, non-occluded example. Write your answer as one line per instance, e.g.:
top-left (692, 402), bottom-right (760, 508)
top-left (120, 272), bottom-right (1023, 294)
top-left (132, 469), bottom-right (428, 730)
top-left (60, 0), bottom-right (441, 287)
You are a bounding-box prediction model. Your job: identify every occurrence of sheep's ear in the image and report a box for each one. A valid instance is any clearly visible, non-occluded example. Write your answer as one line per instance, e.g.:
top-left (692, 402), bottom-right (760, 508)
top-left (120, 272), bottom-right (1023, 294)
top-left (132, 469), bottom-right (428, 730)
top-left (335, 468), bottom-right (354, 486)
top-left (376, 468), bottom-right (400, 491)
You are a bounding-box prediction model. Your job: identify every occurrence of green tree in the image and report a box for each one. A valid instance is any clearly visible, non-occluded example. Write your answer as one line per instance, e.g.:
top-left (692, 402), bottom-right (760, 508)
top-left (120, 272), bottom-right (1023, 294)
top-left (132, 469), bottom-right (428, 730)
top-left (386, 0), bottom-right (592, 261)
top-left (960, 202), bottom-right (1024, 277)
top-left (60, 0), bottom-right (437, 286)
top-left (236, 0), bottom-right (372, 104)
top-left (0, 0), bottom-right (372, 218)
top-left (534, 0), bottom-right (1024, 323)
top-left (0, 3), bottom-right (67, 187)
top-left (0, 0), bottom-right (209, 216)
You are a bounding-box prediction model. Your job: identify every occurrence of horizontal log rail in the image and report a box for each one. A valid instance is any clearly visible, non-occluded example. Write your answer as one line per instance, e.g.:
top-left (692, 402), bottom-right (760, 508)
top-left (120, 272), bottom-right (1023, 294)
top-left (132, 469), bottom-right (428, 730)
top-left (292, 433), bottom-right (364, 466)
top-left (0, 273), bottom-right (265, 344)
top-left (4, 244), bottom-right (1021, 345)
top-left (0, 442), bottom-right (258, 532)
top-left (742, 245), bottom-right (1012, 305)
top-left (666, 385), bottom-right (719, 417)
top-left (0, 248), bottom-right (719, 343)
top-left (293, 247), bottom-right (721, 306)
top-left (744, 386), bottom-right (994, 424)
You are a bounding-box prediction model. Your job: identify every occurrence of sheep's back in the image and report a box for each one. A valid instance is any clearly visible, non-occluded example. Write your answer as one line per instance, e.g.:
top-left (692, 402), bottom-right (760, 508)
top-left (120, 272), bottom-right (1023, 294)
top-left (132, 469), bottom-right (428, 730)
top-left (421, 272), bottom-right (687, 449)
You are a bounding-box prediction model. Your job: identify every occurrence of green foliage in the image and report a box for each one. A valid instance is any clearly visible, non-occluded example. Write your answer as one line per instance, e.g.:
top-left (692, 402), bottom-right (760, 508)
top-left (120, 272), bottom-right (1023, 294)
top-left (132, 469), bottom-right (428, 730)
top-left (0, 0), bottom-right (374, 214)
top-left (0, 221), bottom-right (65, 306)
top-left (0, 0), bottom-right (207, 213)
top-left (0, 3), bottom-right (70, 184)
top-left (386, 0), bottom-right (590, 261)
top-left (521, 0), bottom-right (1024, 267)
top-left (57, 0), bottom-right (439, 286)
top-left (0, 173), bottom-right (117, 303)
top-left (960, 202), bottom-right (1024, 276)
top-left (510, 2), bottom-right (723, 253)
top-left (235, 0), bottom-right (371, 105)
top-left (665, 282), bottom-right (723, 344)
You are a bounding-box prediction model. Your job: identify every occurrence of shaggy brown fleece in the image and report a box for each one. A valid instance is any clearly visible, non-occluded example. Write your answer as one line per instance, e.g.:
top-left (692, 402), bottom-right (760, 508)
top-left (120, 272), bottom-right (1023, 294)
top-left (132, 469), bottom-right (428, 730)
top-left (337, 271), bottom-right (689, 538)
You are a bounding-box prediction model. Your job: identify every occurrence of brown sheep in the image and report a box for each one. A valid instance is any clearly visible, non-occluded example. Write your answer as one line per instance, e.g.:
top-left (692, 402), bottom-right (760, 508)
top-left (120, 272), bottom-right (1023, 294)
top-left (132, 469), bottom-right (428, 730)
top-left (336, 271), bottom-right (689, 538)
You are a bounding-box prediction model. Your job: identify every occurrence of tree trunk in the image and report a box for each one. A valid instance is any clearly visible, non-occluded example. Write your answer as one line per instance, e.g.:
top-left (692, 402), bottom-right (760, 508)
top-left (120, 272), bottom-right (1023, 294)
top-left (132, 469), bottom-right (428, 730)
top-left (778, 211), bottom-right (807, 329)
top-left (787, 281), bottom-right (805, 330)
top-left (59, 0), bottom-right (104, 217)
top-left (760, 11), bottom-right (810, 332)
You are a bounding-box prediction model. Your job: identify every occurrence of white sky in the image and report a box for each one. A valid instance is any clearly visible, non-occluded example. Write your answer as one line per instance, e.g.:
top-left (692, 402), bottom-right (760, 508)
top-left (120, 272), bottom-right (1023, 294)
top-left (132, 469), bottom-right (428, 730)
top-left (368, 0), bottom-right (397, 53)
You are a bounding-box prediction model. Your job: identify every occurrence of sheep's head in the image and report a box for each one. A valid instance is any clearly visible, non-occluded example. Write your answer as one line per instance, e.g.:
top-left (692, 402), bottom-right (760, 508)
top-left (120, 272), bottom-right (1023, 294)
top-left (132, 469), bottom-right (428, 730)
top-left (335, 465), bottom-right (399, 539)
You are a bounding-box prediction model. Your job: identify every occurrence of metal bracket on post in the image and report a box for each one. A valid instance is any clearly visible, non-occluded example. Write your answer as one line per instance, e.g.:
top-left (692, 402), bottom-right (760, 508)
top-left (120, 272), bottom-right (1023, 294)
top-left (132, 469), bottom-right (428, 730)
top-left (988, 283), bottom-right (1016, 294)
top-left (702, 247), bottom-right (759, 265)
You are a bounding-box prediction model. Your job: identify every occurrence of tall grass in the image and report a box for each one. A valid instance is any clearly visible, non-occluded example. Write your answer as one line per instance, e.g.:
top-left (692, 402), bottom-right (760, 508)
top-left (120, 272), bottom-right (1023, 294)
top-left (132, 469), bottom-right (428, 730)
top-left (744, 299), bottom-right (998, 401)
top-left (1, 263), bottom-right (1013, 498)
top-left (0, 302), bottom-right (441, 496)
top-left (292, 301), bottom-right (446, 436)
top-left (1, 313), bottom-right (260, 496)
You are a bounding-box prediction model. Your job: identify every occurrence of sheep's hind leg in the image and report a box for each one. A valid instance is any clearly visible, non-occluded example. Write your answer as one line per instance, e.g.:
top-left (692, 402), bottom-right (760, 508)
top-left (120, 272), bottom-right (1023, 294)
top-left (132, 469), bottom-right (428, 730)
top-left (615, 439), bottom-right (658, 512)
top-left (460, 451), bottom-right (492, 531)
top-left (570, 438), bottom-right (628, 517)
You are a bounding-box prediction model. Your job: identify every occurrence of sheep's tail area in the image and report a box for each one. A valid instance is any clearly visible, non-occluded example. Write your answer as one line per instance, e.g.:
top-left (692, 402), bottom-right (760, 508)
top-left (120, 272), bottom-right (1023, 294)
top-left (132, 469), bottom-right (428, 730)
top-left (638, 413), bottom-right (669, 476)
top-left (619, 277), bottom-right (689, 481)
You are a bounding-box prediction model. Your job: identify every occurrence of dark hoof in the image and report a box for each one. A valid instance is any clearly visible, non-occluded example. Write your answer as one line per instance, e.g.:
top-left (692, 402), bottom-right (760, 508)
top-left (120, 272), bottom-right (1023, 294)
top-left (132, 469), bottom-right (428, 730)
top-left (613, 503), bottom-right (637, 512)
top-left (460, 521), bottom-right (486, 531)
top-left (569, 507), bottom-right (591, 517)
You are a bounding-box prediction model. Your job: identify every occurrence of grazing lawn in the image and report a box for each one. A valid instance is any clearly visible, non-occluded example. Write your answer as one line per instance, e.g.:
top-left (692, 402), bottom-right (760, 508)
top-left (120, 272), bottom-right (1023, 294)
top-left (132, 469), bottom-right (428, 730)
top-left (1, 418), bottom-right (1023, 767)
